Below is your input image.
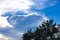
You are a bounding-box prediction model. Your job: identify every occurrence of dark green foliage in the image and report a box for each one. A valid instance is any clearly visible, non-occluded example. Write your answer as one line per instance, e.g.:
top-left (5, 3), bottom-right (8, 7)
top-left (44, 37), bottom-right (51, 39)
top-left (22, 20), bottom-right (60, 40)
top-left (23, 29), bottom-right (33, 40)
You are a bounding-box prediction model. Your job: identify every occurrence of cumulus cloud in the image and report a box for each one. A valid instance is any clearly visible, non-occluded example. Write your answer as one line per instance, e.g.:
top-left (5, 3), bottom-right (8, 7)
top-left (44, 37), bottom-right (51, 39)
top-left (0, 34), bottom-right (14, 40)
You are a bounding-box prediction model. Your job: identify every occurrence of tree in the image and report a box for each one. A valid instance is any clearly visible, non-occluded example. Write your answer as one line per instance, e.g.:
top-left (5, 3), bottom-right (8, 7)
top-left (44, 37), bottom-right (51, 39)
top-left (22, 20), bottom-right (60, 40)
top-left (22, 29), bottom-right (33, 40)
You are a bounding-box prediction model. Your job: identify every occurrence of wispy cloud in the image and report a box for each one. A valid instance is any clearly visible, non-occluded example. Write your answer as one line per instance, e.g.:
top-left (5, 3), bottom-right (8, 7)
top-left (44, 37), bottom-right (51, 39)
top-left (31, 0), bottom-right (57, 9)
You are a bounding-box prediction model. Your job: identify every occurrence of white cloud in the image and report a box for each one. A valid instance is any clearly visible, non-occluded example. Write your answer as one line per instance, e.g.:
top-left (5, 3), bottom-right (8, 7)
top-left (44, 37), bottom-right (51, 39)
top-left (0, 34), bottom-right (14, 40)
top-left (0, 0), bottom-right (33, 15)
top-left (0, 16), bottom-right (13, 28)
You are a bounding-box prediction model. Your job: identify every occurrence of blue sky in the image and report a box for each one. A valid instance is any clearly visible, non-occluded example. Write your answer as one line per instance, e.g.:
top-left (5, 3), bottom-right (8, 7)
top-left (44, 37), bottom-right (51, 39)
top-left (0, 0), bottom-right (60, 40)
top-left (40, 0), bottom-right (60, 24)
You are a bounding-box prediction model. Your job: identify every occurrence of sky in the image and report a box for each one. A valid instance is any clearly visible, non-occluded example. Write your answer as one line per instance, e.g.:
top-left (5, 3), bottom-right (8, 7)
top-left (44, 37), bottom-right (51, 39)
top-left (0, 0), bottom-right (60, 40)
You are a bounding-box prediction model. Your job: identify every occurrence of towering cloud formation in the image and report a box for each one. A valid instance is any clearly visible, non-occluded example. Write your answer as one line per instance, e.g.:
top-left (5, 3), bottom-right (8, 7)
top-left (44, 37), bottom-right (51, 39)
top-left (0, 0), bottom-right (57, 40)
